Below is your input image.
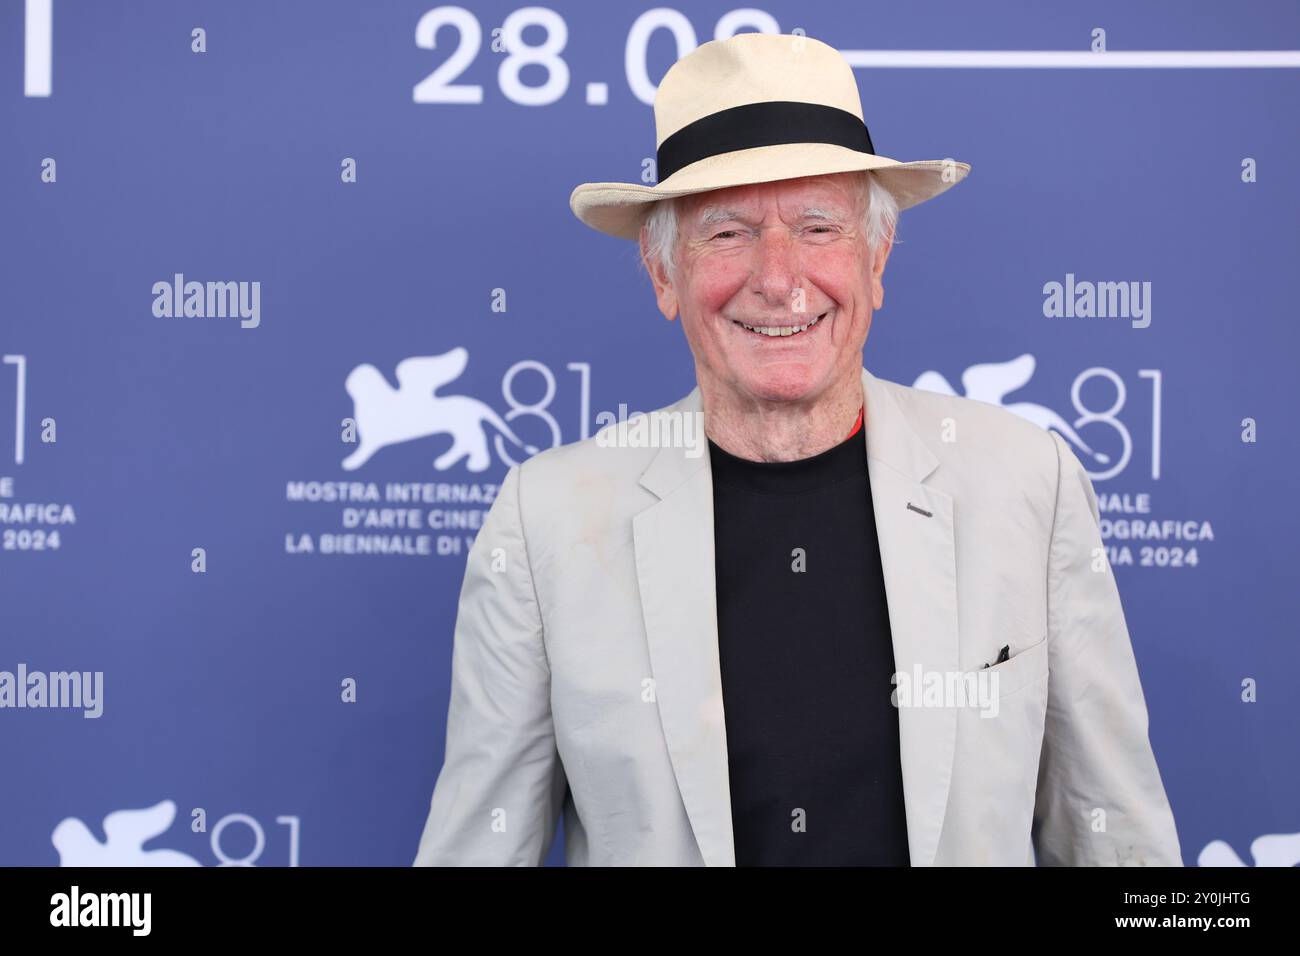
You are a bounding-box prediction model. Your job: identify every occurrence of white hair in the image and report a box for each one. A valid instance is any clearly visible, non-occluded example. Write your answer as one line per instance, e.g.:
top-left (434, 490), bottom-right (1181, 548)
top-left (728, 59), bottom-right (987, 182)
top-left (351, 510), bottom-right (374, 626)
top-left (640, 169), bottom-right (899, 280)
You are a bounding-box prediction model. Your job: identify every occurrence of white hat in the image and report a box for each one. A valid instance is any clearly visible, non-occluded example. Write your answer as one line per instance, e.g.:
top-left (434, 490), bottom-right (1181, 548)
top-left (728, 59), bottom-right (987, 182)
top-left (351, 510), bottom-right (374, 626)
top-left (570, 32), bottom-right (971, 240)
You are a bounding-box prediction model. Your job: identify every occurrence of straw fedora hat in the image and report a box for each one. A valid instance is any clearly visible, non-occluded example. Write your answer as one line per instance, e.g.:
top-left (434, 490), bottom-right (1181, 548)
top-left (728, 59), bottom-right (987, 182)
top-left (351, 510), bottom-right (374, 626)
top-left (570, 32), bottom-right (970, 241)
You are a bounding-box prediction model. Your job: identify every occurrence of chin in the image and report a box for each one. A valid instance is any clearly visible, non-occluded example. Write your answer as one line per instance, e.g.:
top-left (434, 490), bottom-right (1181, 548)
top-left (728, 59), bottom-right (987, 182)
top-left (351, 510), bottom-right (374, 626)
top-left (737, 366), bottom-right (827, 405)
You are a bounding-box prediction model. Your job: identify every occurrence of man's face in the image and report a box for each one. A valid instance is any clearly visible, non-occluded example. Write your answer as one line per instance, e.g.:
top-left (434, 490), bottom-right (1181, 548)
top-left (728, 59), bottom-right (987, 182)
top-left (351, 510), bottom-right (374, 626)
top-left (643, 172), bottom-right (891, 407)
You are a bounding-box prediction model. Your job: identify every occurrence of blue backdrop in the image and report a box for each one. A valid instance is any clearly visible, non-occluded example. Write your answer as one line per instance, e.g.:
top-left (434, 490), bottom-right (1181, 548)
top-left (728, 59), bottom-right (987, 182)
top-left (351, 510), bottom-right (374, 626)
top-left (2, 0), bottom-right (1297, 867)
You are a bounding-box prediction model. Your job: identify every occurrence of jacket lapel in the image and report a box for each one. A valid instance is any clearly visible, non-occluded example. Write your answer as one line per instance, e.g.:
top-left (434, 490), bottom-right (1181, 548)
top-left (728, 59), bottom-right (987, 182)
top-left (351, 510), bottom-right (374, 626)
top-left (631, 387), bottom-right (736, 866)
top-left (631, 372), bottom-right (959, 868)
top-left (860, 367), bottom-right (959, 867)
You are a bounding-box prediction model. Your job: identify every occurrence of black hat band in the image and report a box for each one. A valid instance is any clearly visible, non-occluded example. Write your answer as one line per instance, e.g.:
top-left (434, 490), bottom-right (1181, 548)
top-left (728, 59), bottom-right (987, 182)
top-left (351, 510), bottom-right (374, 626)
top-left (656, 101), bottom-right (876, 181)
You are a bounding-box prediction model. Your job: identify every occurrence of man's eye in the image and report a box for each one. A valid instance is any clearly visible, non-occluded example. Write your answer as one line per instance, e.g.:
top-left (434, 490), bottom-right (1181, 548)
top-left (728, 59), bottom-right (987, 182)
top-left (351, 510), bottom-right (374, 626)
top-left (710, 230), bottom-right (741, 240)
top-left (807, 225), bottom-right (837, 234)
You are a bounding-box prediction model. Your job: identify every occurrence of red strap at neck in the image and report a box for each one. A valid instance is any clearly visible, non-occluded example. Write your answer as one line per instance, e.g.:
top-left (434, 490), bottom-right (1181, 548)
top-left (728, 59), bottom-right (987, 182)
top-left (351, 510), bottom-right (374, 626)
top-left (846, 405), bottom-right (864, 439)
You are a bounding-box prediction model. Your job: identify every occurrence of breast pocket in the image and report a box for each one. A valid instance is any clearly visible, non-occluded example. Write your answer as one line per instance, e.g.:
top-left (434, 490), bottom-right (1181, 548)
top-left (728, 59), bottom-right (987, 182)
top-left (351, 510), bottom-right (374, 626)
top-left (976, 635), bottom-right (1049, 700)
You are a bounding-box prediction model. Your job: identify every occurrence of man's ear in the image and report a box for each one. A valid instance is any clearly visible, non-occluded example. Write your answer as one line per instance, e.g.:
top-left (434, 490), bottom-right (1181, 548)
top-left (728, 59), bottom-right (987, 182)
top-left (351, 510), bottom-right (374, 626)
top-left (868, 226), bottom-right (894, 311)
top-left (640, 227), bottom-right (679, 322)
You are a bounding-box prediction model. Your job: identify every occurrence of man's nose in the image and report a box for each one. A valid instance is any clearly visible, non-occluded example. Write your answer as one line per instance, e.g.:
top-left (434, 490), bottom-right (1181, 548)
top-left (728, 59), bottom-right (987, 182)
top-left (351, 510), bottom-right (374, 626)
top-left (751, 228), bottom-right (799, 307)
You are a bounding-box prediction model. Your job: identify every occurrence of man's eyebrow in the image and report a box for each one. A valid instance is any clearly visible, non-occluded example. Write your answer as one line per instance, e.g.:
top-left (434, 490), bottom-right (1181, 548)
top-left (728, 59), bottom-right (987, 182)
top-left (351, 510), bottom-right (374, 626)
top-left (801, 205), bottom-right (851, 222)
top-left (694, 206), bottom-right (749, 228)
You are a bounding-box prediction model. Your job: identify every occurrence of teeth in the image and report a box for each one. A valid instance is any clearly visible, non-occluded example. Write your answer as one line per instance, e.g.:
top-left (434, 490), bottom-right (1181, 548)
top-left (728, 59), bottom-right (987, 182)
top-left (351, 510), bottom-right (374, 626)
top-left (737, 313), bottom-right (824, 336)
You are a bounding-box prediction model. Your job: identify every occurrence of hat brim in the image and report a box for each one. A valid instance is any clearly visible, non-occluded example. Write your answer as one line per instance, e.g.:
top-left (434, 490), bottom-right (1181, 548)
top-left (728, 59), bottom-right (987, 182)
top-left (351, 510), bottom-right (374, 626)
top-left (570, 143), bottom-right (970, 241)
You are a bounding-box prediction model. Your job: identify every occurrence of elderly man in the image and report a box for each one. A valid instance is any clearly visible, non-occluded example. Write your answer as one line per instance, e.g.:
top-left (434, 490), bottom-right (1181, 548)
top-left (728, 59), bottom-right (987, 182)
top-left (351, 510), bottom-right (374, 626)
top-left (413, 32), bottom-right (1181, 866)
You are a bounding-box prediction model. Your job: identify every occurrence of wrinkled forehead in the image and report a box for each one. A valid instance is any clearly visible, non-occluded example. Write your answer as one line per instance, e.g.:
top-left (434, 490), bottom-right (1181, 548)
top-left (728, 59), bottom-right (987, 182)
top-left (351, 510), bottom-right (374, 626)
top-left (676, 173), bottom-right (863, 229)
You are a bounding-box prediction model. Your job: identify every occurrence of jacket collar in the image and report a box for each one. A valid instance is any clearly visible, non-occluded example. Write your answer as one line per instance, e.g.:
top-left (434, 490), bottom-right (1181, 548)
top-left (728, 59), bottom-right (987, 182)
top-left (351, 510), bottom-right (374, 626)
top-left (638, 367), bottom-right (939, 502)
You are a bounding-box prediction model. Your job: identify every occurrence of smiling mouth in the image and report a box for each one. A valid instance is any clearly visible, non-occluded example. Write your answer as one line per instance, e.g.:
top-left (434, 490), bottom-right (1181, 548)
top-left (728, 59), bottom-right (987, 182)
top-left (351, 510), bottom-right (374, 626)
top-left (732, 312), bottom-right (828, 338)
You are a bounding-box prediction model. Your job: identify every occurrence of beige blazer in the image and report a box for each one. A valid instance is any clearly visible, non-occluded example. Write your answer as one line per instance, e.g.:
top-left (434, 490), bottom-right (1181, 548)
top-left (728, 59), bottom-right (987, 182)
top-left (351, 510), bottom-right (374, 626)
top-left (413, 367), bottom-right (1182, 866)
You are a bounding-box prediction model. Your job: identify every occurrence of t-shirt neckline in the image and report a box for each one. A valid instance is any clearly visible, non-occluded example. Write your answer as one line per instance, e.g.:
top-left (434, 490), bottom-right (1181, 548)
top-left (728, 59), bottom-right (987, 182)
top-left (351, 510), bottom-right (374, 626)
top-left (707, 405), bottom-right (867, 496)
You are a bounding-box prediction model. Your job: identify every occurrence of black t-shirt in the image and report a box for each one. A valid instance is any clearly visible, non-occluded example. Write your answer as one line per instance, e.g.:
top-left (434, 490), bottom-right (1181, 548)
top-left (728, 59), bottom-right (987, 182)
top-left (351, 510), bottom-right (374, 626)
top-left (708, 420), bottom-right (911, 866)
